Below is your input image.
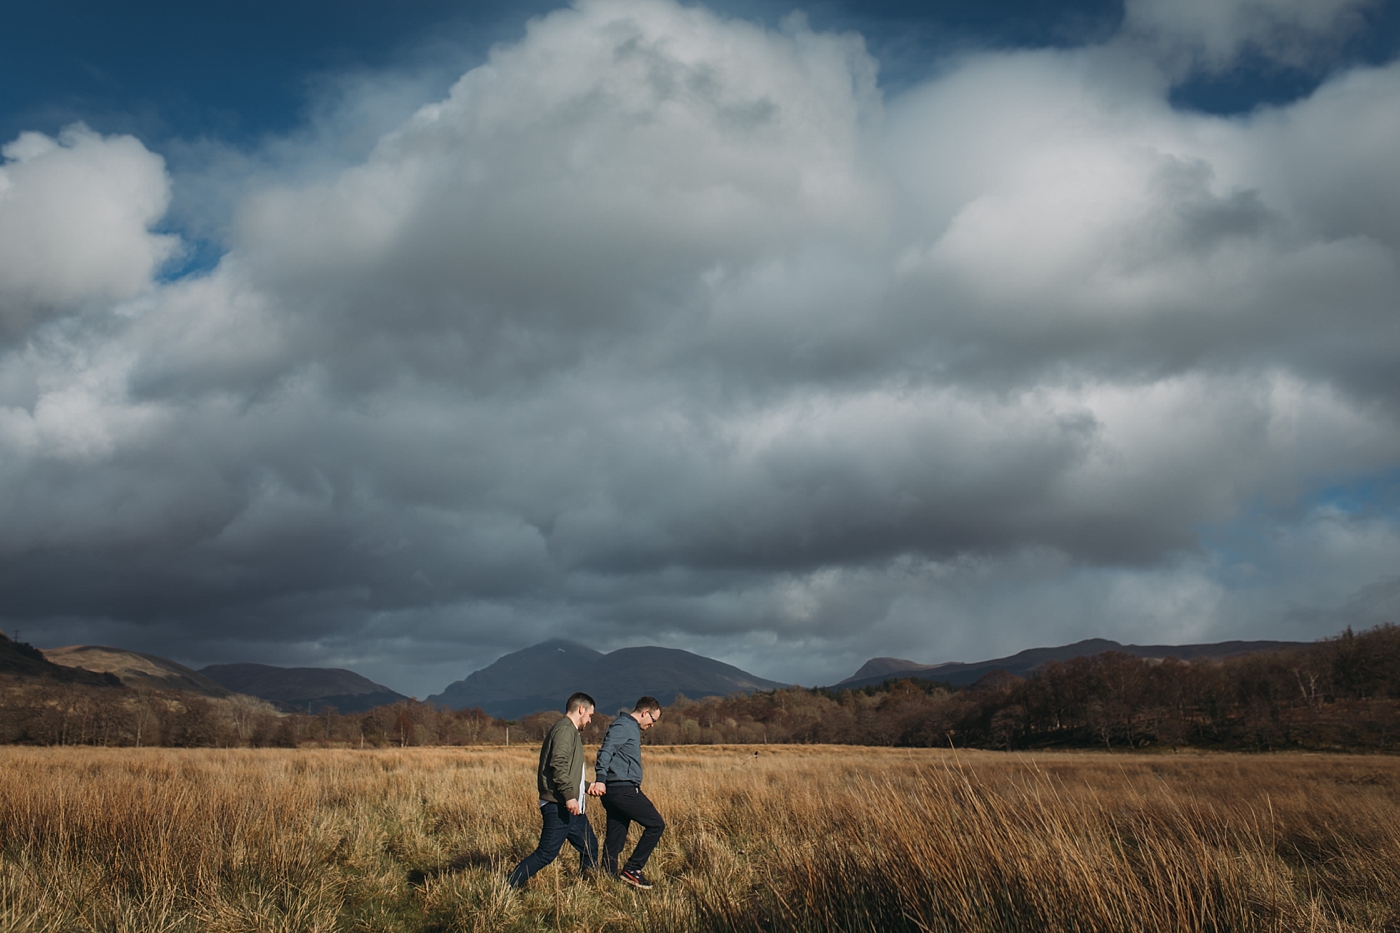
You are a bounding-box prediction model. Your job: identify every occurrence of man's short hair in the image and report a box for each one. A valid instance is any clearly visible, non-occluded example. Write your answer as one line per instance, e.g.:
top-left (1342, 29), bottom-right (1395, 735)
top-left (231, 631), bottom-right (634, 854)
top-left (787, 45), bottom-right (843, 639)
top-left (566, 692), bottom-right (596, 714)
top-left (633, 696), bottom-right (661, 714)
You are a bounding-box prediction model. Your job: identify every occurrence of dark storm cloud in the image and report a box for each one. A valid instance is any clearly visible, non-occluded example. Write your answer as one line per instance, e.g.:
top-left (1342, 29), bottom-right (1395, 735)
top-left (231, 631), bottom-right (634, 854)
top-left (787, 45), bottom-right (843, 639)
top-left (2, 0), bottom-right (1399, 694)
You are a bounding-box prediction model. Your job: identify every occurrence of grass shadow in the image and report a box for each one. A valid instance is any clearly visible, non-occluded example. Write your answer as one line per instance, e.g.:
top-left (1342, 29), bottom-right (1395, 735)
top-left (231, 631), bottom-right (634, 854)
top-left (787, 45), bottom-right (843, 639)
top-left (407, 849), bottom-right (504, 887)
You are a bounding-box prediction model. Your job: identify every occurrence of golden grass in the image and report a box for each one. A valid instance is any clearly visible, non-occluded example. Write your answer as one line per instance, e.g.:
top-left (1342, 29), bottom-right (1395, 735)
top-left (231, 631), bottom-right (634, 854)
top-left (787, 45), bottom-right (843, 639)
top-left (1, 745), bottom-right (1397, 932)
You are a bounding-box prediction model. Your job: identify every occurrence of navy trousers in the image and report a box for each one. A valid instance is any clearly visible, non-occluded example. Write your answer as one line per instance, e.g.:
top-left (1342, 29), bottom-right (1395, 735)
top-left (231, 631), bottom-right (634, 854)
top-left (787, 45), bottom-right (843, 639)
top-left (600, 783), bottom-right (666, 875)
top-left (507, 800), bottom-right (599, 888)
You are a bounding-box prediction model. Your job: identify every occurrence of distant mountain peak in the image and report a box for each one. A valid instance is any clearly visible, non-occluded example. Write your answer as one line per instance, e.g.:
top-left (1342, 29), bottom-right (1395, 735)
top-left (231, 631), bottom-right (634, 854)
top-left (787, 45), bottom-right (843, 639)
top-left (836, 637), bottom-right (1306, 690)
top-left (847, 657), bottom-right (940, 680)
top-left (427, 640), bottom-right (785, 719)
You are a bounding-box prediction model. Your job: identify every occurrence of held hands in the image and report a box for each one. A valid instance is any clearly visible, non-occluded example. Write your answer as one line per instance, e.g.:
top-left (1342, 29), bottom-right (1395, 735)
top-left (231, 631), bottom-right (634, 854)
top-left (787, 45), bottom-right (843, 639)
top-left (586, 781), bottom-right (607, 797)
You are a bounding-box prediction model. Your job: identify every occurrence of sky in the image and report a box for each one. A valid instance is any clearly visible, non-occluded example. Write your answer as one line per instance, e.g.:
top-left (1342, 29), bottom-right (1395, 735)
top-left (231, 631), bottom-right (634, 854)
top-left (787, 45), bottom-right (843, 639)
top-left (2, 0), bottom-right (1399, 698)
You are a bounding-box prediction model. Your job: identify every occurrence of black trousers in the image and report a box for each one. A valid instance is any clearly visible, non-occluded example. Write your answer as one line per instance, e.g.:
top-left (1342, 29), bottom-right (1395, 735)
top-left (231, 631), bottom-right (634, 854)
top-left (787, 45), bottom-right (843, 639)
top-left (600, 782), bottom-right (666, 874)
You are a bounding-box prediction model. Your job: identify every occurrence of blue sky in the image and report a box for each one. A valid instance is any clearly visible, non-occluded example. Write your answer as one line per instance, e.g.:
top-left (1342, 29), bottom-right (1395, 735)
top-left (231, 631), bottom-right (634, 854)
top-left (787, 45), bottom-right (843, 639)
top-left (2, 0), bottom-right (1399, 696)
top-left (10, 0), bottom-right (1396, 143)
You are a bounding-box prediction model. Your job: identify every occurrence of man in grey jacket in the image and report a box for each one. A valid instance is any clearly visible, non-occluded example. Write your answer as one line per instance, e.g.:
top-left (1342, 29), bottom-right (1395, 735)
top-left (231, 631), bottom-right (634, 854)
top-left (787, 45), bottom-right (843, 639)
top-left (507, 692), bottom-right (599, 888)
top-left (587, 695), bottom-right (665, 889)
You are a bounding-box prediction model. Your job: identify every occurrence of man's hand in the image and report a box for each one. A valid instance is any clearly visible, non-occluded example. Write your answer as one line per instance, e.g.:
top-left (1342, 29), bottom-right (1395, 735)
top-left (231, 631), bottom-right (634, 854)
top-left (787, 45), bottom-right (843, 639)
top-left (566, 798), bottom-right (583, 816)
top-left (587, 781), bottom-right (606, 797)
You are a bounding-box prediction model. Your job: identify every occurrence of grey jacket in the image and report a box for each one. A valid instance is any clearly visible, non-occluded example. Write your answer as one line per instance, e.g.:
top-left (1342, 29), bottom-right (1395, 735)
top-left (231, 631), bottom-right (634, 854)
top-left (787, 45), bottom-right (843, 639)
top-left (536, 715), bottom-right (585, 805)
top-left (595, 713), bottom-right (644, 785)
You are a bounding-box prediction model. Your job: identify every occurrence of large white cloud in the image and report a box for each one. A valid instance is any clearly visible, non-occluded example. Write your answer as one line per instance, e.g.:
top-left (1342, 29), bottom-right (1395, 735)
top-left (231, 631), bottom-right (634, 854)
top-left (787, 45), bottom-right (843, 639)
top-left (1243, 63), bottom-right (1400, 252)
top-left (0, 125), bottom-right (177, 343)
top-left (881, 47), bottom-right (1400, 400)
top-left (214, 0), bottom-right (888, 393)
top-left (3, 0), bottom-right (1399, 693)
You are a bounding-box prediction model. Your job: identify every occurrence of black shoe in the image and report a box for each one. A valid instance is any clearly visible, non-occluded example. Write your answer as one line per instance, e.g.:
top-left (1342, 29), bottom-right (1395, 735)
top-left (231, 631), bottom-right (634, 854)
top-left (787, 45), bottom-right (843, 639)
top-left (619, 869), bottom-right (653, 889)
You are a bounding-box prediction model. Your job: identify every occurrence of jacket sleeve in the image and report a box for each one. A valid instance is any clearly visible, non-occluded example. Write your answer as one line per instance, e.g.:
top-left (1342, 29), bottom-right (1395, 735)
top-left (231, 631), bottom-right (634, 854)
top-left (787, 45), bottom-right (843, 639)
top-left (547, 724), bottom-right (579, 803)
top-left (594, 720), bottom-right (623, 783)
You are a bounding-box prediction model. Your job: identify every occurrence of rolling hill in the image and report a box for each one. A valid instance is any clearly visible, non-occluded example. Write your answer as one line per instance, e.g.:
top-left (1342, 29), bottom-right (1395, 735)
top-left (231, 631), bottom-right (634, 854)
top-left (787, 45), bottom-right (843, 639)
top-left (200, 662), bottom-right (408, 714)
top-left (1, 633), bottom-right (121, 687)
top-left (43, 645), bottom-right (231, 696)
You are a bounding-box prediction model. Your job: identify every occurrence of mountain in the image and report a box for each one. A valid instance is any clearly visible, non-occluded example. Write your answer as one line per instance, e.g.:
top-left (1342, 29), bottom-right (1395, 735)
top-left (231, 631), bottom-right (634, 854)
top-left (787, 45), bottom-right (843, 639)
top-left (426, 640), bottom-right (603, 719)
top-left (835, 638), bottom-right (1308, 690)
top-left (427, 639), bottom-right (787, 719)
top-left (589, 646), bottom-right (786, 714)
top-left (1, 633), bottom-right (121, 687)
top-left (43, 645), bottom-right (231, 697)
top-left (199, 662), bottom-right (408, 714)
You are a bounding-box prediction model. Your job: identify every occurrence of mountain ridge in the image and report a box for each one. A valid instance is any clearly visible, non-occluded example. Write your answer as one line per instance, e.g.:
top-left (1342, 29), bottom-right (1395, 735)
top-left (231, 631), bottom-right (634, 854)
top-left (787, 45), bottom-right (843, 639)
top-left (835, 638), bottom-right (1308, 690)
top-left (14, 631), bottom-right (1316, 718)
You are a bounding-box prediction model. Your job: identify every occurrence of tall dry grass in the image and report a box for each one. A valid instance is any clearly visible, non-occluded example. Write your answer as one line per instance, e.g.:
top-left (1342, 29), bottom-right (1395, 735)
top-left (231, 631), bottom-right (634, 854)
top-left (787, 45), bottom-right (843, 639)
top-left (0, 745), bottom-right (1396, 932)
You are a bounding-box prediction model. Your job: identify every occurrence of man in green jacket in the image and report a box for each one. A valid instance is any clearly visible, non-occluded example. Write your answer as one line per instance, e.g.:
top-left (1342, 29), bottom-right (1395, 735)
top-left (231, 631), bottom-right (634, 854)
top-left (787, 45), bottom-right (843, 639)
top-left (507, 692), bottom-right (599, 888)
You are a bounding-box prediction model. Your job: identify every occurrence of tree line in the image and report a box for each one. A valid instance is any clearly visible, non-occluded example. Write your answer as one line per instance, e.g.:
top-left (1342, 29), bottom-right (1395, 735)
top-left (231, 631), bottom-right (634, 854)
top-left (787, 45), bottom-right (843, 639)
top-left (0, 681), bottom-right (513, 749)
top-left (646, 624), bottom-right (1400, 752)
top-left (3, 624), bottom-right (1398, 751)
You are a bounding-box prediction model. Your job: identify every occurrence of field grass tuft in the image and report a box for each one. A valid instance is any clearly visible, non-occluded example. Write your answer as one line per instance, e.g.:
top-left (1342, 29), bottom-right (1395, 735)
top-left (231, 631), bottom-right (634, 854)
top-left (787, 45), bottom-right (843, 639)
top-left (1, 746), bottom-right (1397, 932)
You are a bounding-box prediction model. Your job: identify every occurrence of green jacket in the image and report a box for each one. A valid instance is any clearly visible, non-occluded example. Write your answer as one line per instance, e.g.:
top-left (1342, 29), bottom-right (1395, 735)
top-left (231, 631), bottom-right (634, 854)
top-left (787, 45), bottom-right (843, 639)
top-left (536, 715), bottom-right (585, 805)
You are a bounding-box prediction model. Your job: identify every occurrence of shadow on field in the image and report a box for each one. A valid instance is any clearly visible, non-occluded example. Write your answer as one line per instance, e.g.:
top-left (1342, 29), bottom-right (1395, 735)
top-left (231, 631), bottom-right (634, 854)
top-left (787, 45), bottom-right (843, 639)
top-left (407, 850), bottom-right (503, 886)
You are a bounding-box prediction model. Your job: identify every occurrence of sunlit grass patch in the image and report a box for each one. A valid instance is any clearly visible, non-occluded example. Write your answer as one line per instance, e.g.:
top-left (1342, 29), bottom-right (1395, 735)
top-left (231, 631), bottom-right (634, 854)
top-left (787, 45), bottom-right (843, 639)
top-left (0, 746), bottom-right (1397, 932)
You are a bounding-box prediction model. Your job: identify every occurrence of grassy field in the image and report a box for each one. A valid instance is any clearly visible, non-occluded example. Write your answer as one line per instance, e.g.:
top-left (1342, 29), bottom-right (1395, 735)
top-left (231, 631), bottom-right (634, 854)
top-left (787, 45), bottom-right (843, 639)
top-left (1, 745), bottom-right (1397, 933)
